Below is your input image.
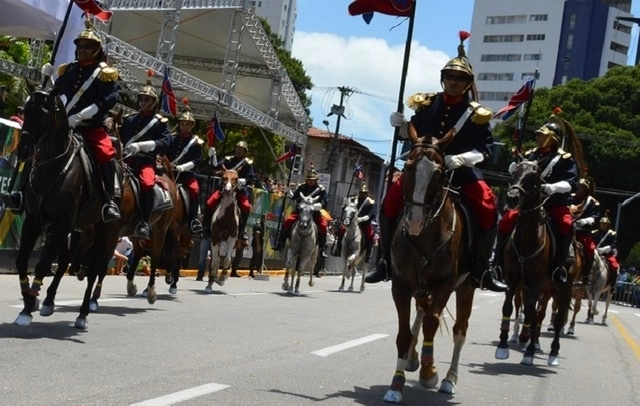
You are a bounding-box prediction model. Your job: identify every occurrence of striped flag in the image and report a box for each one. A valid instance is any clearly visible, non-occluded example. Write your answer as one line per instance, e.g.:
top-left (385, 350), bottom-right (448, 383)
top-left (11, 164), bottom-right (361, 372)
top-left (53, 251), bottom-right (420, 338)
top-left (275, 143), bottom-right (298, 164)
top-left (206, 112), bottom-right (225, 147)
top-left (348, 0), bottom-right (414, 24)
top-left (354, 164), bottom-right (364, 180)
top-left (493, 78), bottom-right (535, 121)
top-left (161, 69), bottom-right (177, 117)
top-left (73, 0), bottom-right (112, 22)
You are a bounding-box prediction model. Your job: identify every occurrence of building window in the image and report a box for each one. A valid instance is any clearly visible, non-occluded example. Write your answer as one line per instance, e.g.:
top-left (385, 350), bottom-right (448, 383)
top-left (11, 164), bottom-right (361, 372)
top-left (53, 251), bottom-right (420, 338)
top-left (524, 54), bottom-right (542, 61)
top-left (607, 61), bottom-right (623, 69)
top-left (486, 15), bottom-right (527, 24)
top-left (483, 34), bottom-right (524, 43)
top-left (478, 91), bottom-right (519, 101)
top-left (610, 41), bottom-right (629, 54)
top-left (529, 14), bottom-right (548, 22)
top-left (521, 72), bottom-right (536, 80)
top-left (569, 14), bottom-right (576, 30)
top-left (480, 54), bottom-right (522, 62)
top-left (477, 72), bottom-right (515, 81)
top-left (566, 34), bottom-right (573, 51)
top-left (526, 34), bottom-right (546, 41)
top-left (614, 20), bottom-right (632, 34)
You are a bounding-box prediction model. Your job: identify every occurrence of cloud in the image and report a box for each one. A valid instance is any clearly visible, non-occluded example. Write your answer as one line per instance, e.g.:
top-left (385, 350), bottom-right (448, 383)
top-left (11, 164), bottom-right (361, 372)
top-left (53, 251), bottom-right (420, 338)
top-left (292, 31), bottom-right (451, 158)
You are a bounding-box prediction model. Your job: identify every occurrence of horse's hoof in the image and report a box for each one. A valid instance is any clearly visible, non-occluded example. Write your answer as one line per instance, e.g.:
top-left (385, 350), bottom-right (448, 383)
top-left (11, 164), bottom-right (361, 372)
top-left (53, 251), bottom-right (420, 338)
top-left (520, 355), bottom-right (534, 365)
top-left (338, 286), bottom-right (344, 291)
top-left (74, 317), bottom-right (88, 330)
top-left (147, 288), bottom-right (157, 304)
top-left (308, 281), bottom-right (314, 287)
top-left (534, 343), bottom-right (542, 353)
top-left (76, 270), bottom-right (85, 281)
top-left (282, 283), bottom-right (289, 291)
top-left (405, 359), bottom-right (419, 372)
top-left (294, 290), bottom-right (301, 296)
top-left (360, 286), bottom-right (365, 292)
top-left (165, 274), bottom-right (173, 285)
top-left (14, 313), bottom-right (33, 326)
top-left (40, 304), bottom-right (55, 317)
top-left (508, 334), bottom-right (518, 343)
top-left (141, 289), bottom-right (148, 297)
top-left (602, 320), bottom-right (608, 326)
top-left (419, 373), bottom-right (438, 389)
top-left (127, 281), bottom-right (137, 297)
top-left (348, 286), bottom-right (353, 292)
top-left (169, 286), bottom-right (177, 295)
top-left (31, 298), bottom-right (40, 313)
top-left (89, 301), bottom-right (98, 312)
top-left (204, 285), bottom-right (213, 294)
top-left (547, 325), bottom-right (555, 332)
top-left (438, 379), bottom-right (456, 395)
top-left (495, 347), bottom-right (510, 360)
top-left (587, 319), bottom-right (594, 325)
top-left (548, 355), bottom-right (560, 366)
top-left (567, 328), bottom-right (575, 335)
top-left (383, 389), bottom-right (403, 404)
top-left (560, 327), bottom-right (565, 335)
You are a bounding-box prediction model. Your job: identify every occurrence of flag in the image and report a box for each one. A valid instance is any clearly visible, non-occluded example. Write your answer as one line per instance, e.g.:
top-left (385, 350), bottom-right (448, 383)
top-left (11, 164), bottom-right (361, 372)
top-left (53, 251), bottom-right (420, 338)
top-left (206, 112), bottom-right (225, 147)
top-left (161, 69), bottom-right (177, 117)
top-left (73, 0), bottom-right (112, 22)
top-left (354, 164), bottom-right (364, 180)
top-left (275, 143), bottom-right (298, 164)
top-left (493, 78), bottom-right (535, 121)
top-left (348, 0), bottom-right (414, 24)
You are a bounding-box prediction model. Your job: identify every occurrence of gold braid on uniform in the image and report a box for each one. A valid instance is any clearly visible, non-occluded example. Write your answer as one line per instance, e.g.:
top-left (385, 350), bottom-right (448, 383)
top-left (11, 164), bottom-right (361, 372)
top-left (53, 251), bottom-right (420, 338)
top-left (407, 92), bottom-right (437, 111)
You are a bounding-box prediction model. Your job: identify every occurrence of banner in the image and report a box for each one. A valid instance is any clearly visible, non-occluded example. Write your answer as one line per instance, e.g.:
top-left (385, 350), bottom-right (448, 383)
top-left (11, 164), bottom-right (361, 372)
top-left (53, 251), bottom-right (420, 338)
top-left (0, 118), bottom-right (26, 249)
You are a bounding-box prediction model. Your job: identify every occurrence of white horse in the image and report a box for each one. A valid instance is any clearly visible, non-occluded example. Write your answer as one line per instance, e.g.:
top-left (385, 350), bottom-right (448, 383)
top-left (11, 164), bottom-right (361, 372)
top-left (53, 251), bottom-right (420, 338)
top-left (585, 253), bottom-right (613, 325)
top-left (282, 192), bottom-right (320, 296)
top-left (338, 200), bottom-right (366, 292)
top-left (205, 170), bottom-right (239, 293)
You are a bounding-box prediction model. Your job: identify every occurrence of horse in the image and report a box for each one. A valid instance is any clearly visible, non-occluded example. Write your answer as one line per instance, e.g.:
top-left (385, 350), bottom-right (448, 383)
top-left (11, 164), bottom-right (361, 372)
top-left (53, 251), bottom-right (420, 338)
top-left (13, 89), bottom-right (121, 329)
top-left (204, 169), bottom-right (240, 293)
top-left (494, 159), bottom-right (573, 366)
top-left (381, 128), bottom-right (476, 403)
top-left (281, 192), bottom-right (319, 296)
top-left (585, 253), bottom-right (613, 325)
top-left (337, 199), bottom-right (366, 292)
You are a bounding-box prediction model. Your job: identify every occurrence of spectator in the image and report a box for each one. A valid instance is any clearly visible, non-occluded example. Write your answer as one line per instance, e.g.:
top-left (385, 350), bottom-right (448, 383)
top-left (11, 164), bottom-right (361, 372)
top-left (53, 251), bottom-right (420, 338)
top-left (8, 106), bottom-right (24, 127)
top-left (113, 236), bottom-right (133, 275)
top-left (615, 268), bottom-right (630, 302)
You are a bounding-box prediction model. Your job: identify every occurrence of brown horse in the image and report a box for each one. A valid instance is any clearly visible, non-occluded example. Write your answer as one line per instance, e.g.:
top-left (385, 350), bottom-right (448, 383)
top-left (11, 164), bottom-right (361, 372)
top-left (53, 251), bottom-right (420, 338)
top-left (494, 159), bottom-right (573, 366)
top-left (382, 127), bottom-right (475, 403)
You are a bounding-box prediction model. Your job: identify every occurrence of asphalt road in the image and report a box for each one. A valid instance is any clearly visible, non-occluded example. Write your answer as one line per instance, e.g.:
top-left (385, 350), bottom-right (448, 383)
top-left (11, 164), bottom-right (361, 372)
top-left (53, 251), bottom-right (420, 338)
top-left (0, 274), bottom-right (639, 405)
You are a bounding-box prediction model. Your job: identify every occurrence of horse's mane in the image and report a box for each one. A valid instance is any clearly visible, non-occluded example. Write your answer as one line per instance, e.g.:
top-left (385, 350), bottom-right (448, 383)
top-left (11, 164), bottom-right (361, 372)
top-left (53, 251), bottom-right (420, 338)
top-left (559, 117), bottom-right (587, 178)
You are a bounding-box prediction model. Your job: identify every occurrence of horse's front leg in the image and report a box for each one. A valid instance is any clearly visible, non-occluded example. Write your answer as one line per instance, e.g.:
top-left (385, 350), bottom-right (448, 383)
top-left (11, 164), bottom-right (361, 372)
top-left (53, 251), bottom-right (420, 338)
top-left (440, 285), bottom-right (473, 394)
top-left (520, 291), bottom-right (539, 365)
top-left (496, 288), bottom-right (515, 359)
top-left (549, 283), bottom-right (571, 366)
top-left (41, 234), bottom-right (72, 317)
top-left (382, 283), bottom-right (413, 404)
top-left (14, 216), bottom-right (41, 326)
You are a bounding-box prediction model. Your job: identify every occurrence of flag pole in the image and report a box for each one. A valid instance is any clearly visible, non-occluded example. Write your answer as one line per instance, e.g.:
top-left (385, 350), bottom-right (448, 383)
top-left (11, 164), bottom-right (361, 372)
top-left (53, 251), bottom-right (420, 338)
top-left (42, 0), bottom-right (75, 86)
top-left (515, 69), bottom-right (539, 155)
top-left (385, 2), bottom-right (416, 191)
top-left (272, 158), bottom-right (296, 249)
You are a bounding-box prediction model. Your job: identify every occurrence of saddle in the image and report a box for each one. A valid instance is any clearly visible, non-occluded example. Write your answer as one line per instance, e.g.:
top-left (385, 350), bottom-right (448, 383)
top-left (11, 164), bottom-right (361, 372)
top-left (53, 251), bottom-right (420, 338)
top-left (123, 164), bottom-right (174, 213)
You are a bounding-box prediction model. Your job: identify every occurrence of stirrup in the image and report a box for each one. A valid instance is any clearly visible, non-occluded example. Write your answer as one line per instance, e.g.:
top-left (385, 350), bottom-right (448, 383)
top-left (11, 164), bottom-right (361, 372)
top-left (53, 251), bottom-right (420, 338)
top-left (102, 202), bottom-right (121, 223)
top-left (2, 191), bottom-right (23, 211)
top-left (476, 269), bottom-right (508, 292)
top-left (551, 266), bottom-right (568, 284)
top-left (190, 220), bottom-right (203, 235)
top-left (134, 222), bottom-right (150, 240)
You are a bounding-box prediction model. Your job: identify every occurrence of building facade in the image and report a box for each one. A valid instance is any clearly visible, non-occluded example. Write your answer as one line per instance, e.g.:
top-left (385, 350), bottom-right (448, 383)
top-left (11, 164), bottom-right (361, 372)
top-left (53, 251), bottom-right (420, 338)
top-left (250, 0), bottom-right (297, 51)
top-left (468, 0), bottom-right (633, 112)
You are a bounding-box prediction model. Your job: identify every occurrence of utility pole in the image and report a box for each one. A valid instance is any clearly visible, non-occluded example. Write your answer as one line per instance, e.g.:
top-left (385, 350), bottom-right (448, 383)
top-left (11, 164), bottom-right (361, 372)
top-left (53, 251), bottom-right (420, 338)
top-left (326, 86), bottom-right (355, 169)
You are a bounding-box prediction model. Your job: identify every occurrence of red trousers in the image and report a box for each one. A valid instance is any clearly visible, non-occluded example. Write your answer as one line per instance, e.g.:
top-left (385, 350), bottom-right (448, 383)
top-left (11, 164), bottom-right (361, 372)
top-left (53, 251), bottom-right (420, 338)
top-left (500, 205), bottom-right (573, 235)
top-left (360, 223), bottom-right (374, 241)
top-left (79, 127), bottom-right (116, 164)
top-left (382, 175), bottom-right (496, 230)
top-left (604, 254), bottom-right (620, 271)
top-left (180, 176), bottom-right (199, 200)
top-left (207, 190), bottom-right (251, 213)
top-left (284, 212), bottom-right (328, 234)
top-left (138, 164), bottom-right (156, 191)
top-left (576, 231), bottom-right (595, 260)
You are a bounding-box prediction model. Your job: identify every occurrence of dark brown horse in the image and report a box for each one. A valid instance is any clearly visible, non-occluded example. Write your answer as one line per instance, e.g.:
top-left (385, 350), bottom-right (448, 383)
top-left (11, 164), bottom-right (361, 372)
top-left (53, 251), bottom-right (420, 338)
top-left (382, 127), bottom-right (475, 402)
top-left (14, 89), bottom-right (121, 329)
top-left (494, 159), bottom-right (573, 366)
top-left (163, 180), bottom-right (194, 294)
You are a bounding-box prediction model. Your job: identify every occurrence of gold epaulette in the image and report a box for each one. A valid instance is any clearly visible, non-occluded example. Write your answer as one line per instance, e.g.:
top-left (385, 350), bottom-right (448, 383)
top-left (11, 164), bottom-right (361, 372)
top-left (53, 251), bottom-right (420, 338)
top-left (470, 101), bottom-right (493, 125)
top-left (366, 196), bottom-right (375, 205)
top-left (245, 158), bottom-right (254, 165)
top-left (610, 230), bottom-right (617, 236)
top-left (155, 113), bottom-right (169, 123)
top-left (98, 62), bottom-right (118, 82)
top-left (524, 148), bottom-right (536, 155)
top-left (57, 63), bottom-right (69, 76)
top-left (407, 92), bottom-right (437, 111)
top-left (225, 155), bottom-right (233, 161)
top-left (558, 148), bottom-right (572, 159)
top-left (196, 137), bottom-right (205, 145)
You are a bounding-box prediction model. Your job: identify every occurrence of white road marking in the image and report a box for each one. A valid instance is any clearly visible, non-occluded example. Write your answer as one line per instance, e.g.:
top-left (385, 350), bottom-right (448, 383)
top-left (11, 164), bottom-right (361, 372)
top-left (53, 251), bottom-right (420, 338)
top-left (311, 333), bottom-right (388, 357)
top-left (10, 298), bottom-right (133, 308)
top-left (130, 383), bottom-right (230, 406)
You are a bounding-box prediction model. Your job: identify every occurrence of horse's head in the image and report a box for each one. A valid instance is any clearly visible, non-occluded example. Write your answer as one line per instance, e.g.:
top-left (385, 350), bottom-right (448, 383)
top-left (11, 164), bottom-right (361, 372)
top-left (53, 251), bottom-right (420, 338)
top-left (506, 159), bottom-right (541, 210)
top-left (22, 89), bottom-right (68, 143)
top-left (342, 199), bottom-right (358, 227)
top-left (297, 192), bottom-right (319, 232)
top-left (222, 169), bottom-right (239, 194)
top-left (402, 131), bottom-right (447, 236)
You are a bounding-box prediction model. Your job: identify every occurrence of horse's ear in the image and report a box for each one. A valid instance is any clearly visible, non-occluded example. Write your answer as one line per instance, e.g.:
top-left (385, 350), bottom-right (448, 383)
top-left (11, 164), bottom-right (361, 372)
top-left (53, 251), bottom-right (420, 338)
top-left (222, 164), bottom-right (228, 171)
top-left (435, 127), bottom-right (455, 150)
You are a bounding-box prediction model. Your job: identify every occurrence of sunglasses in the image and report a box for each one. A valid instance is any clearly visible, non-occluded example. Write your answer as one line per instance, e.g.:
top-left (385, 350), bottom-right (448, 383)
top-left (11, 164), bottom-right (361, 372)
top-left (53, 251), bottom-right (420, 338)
top-left (444, 74), bottom-right (470, 83)
top-left (76, 44), bottom-right (96, 50)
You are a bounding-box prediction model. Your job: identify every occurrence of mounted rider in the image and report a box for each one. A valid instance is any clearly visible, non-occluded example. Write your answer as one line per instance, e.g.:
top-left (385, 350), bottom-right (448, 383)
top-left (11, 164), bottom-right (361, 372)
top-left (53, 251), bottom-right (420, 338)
top-left (166, 104), bottom-right (204, 236)
top-left (496, 112), bottom-right (583, 284)
top-left (570, 177), bottom-right (600, 285)
top-left (2, 19), bottom-right (120, 222)
top-left (120, 74), bottom-right (172, 239)
top-left (206, 140), bottom-right (255, 241)
top-left (594, 211), bottom-right (620, 284)
top-left (273, 165), bottom-right (328, 256)
top-left (364, 32), bottom-right (507, 292)
top-left (332, 183), bottom-right (376, 263)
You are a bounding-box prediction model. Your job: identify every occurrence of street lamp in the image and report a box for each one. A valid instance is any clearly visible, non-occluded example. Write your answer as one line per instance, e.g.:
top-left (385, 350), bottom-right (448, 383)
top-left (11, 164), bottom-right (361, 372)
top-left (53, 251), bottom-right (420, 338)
top-left (614, 192), bottom-right (640, 234)
top-left (616, 16), bottom-right (640, 66)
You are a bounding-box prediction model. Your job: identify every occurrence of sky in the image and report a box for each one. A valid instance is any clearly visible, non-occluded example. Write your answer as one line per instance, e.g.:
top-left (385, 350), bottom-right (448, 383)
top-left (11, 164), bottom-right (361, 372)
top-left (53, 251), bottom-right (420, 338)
top-left (291, 0), bottom-right (640, 162)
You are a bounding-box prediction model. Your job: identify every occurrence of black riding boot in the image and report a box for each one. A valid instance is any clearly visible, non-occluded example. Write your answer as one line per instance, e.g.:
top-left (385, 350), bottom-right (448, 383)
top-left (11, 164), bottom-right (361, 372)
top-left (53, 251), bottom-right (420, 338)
top-left (318, 231), bottom-right (328, 259)
top-left (470, 227), bottom-right (508, 292)
top-left (363, 236), bottom-right (373, 265)
top-left (1, 160), bottom-right (29, 212)
top-left (238, 210), bottom-right (250, 241)
top-left (491, 231), bottom-right (507, 279)
top-left (189, 197), bottom-right (203, 236)
top-left (331, 232), bottom-right (343, 257)
top-left (365, 214), bottom-right (396, 283)
top-left (582, 255), bottom-right (594, 286)
top-left (552, 233), bottom-right (573, 284)
top-left (272, 226), bottom-right (288, 251)
top-left (99, 159), bottom-right (121, 222)
top-left (134, 190), bottom-right (154, 240)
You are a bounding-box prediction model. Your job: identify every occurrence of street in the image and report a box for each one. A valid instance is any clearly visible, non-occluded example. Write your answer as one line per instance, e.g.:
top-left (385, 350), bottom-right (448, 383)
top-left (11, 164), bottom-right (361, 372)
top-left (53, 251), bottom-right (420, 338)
top-left (0, 274), bottom-right (639, 405)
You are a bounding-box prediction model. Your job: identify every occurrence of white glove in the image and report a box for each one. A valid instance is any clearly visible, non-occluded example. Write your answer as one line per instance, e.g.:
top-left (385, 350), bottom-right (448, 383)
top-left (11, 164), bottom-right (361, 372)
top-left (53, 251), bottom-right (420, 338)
top-left (41, 63), bottom-right (54, 77)
top-left (68, 104), bottom-right (98, 128)
top-left (597, 246), bottom-right (612, 255)
top-left (68, 113), bottom-right (82, 129)
top-left (313, 202), bottom-right (323, 211)
top-left (357, 215), bottom-right (369, 223)
top-left (444, 150), bottom-right (484, 170)
top-left (237, 178), bottom-right (247, 188)
top-left (174, 162), bottom-right (195, 172)
top-left (389, 112), bottom-right (406, 127)
top-left (541, 181), bottom-right (571, 195)
top-left (508, 162), bottom-right (517, 174)
top-left (575, 218), bottom-right (594, 227)
top-left (127, 143), bottom-right (141, 155)
top-left (208, 147), bottom-right (216, 158)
